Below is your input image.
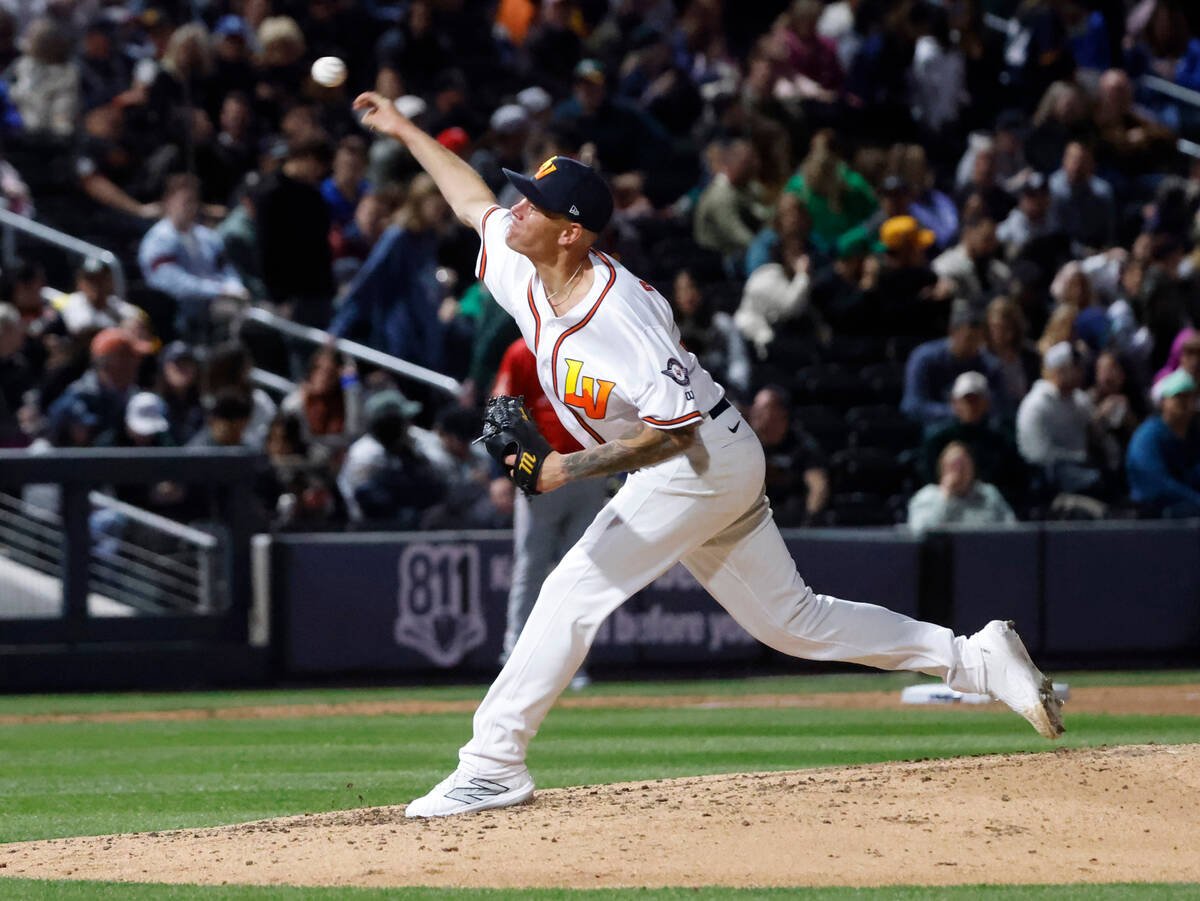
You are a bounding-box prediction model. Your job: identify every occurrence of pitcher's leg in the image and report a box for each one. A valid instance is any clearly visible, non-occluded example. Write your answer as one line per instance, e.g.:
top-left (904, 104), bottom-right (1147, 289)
top-left (681, 497), bottom-right (983, 689)
top-left (460, 459), bottom-right (751, 775)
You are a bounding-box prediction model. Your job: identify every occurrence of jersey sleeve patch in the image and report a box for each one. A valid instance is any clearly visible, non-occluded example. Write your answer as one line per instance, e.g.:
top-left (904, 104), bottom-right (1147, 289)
top-left (634, 330), bottom-right (704, 430)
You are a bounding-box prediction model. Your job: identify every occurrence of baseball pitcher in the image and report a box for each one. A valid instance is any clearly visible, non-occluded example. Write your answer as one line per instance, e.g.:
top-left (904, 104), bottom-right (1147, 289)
top-left (352, 91), bottom-right (1064, 819)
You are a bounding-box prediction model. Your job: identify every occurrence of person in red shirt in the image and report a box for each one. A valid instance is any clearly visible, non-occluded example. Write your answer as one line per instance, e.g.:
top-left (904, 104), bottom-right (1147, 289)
top-left (492, 337), bottom-right (608, 685)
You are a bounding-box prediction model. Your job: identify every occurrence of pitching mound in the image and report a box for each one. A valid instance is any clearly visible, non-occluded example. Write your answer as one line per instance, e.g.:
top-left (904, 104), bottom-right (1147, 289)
top-left (3, 744), bottom-right (1198, 889)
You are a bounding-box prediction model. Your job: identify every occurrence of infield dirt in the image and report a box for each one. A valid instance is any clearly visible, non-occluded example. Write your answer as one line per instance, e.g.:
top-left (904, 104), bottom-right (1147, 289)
top-left (2, 686), bottom-right (1199, 889)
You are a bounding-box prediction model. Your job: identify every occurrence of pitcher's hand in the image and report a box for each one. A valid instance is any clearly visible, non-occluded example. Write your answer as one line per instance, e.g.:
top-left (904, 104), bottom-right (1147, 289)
top-left (353, 92), bottom-right (408, 138)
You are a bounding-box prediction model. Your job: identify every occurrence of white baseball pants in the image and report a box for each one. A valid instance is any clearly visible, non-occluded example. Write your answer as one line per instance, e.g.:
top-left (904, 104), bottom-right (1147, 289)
top-left (460, 403), bottom-right (985, 775)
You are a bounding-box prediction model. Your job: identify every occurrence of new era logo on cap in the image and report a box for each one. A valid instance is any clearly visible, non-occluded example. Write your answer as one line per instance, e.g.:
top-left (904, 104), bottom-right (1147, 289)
top-left (503, 156), bottom-right (614, 233)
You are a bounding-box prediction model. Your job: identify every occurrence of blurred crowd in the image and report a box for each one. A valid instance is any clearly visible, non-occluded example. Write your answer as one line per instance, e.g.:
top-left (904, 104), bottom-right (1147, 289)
top-left (2, 0), bottom-right (1200, 536)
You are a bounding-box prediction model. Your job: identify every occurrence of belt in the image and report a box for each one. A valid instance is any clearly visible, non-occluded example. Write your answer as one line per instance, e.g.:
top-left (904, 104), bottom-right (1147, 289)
top-left (708, 396), bottom-right (730, 419)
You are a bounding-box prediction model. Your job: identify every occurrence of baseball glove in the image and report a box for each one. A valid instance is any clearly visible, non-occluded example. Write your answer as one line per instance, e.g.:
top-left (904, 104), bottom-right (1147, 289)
top-left (478, 395), bottom-right (553, 496)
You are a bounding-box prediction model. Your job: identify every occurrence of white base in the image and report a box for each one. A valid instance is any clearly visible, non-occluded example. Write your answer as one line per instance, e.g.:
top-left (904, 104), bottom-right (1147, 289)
top-left (902, 682), bottom-right (1070, 705)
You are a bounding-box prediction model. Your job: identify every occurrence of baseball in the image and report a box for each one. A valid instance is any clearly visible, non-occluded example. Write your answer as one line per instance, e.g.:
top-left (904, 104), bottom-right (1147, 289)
top-left (311, 56), bottom-right (347, 88)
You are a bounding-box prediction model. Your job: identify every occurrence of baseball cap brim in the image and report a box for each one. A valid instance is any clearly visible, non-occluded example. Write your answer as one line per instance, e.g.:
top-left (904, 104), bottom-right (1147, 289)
top-left (127, 412), bottom-right (169, 436)
top-left (502, 168), bottom-right (561, 217)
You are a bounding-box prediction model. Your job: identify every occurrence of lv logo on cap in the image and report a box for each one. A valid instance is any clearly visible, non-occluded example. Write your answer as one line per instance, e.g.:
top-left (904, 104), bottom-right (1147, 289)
top-left (534, 157), bottom-right (558, 180)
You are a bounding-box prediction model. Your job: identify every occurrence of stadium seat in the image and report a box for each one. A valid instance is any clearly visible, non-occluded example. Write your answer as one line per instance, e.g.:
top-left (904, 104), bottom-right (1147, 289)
top-left (887, 334), bottom-right (928, 364)
top-left (791, 404), bottom-right (853, 454)
top-left (829, 447), bottom-right (916, 497)
top-left (846, 405), bottom-right (923, 452)
top-left (794, 364), bottom-right (878, 408)
top-left (813, 492), bottom-right (896, 527)
top-left (821, 334), bottom-right (887, 366)
top-left (858, 362), bottom-right (905, 405)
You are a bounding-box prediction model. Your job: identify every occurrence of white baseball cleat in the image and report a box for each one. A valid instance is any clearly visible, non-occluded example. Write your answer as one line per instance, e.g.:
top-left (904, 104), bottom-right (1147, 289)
top-left (405, 766), bottom-right (535, 818)
top-left (971, 619), bottom-right (1064, 740)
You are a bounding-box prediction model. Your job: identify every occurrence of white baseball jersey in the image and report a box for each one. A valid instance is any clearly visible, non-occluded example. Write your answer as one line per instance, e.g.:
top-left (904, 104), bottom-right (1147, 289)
top-left (475, 205), bottom-right (724, 447)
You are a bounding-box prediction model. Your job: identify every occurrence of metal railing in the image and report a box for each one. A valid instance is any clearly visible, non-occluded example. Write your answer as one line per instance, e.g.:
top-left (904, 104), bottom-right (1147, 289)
top-left (241, 306), bottom-right (462, 398)
top-left (0, 208), bottom-right (127, 298)
top-left (0, 489), bottom-right (62, 578)
top-left (0, 448), bottom-right (259, 643)
top-left (0, 489), bottom-right (226, 617)
top-left (87, 492), bottom-right (225, 615)
top-left (249, 367), bottom-right (297, 398)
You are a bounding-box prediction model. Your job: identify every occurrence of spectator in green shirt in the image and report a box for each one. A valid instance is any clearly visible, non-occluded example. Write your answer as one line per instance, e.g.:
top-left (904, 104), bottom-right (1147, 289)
top-left (783, 129), bottom-right (877, 256)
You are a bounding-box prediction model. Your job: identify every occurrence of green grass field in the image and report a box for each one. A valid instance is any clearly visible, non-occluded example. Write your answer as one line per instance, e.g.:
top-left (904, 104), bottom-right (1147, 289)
top-left (1, 670), bottom-right (1198, 900)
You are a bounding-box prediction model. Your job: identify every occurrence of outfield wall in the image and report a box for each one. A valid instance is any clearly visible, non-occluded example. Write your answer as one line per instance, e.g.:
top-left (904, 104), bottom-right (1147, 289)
top-left (271, 521), bottom-right (1200, 677)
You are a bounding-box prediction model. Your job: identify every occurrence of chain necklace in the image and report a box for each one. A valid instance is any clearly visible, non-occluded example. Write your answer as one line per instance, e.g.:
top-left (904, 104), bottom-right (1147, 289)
top-left (544, 258), bottom-right (586, 307)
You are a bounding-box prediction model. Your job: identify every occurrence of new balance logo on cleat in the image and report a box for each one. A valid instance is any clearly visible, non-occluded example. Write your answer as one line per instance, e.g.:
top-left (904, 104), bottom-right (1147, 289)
top-left (407, 766), bottom-right (536, 817)
top-left (443, 777), bottom-right (513, 805)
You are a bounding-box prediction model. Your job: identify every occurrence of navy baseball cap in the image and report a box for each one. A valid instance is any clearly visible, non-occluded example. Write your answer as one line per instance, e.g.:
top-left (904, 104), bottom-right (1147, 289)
top-left (503, 156), bottom-right (614, 234)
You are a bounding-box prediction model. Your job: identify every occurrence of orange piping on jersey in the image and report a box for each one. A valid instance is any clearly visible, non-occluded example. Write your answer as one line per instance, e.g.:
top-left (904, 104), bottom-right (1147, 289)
top-left (526, 278), bottom-right (541, 351)
top-left (566, 405), bottom-right (606, 444)
top-left (642, 411), bottom-right (703, 427)
top-left (550, 252), bottom-right (617, 397)
top-left (476, 205), bottom-right (501, 279)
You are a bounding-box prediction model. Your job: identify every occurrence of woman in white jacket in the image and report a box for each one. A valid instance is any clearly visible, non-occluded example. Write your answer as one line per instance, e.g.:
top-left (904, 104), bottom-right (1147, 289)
top-left (735, 235), bottom-right (824, 363)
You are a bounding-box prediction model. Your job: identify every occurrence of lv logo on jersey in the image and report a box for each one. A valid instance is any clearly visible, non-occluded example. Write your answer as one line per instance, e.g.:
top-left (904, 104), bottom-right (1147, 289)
top-left (563, 358), bottom-right (615, 419)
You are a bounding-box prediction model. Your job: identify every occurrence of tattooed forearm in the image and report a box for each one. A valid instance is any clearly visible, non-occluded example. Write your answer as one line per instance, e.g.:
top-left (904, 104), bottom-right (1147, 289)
top-left (560, 422), bottom-right (697, 483)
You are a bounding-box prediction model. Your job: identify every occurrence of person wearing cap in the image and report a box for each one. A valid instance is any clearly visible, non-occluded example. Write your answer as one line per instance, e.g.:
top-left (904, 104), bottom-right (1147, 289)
top-left (1125, 370), bottom-right (1200, 517)
top-left (551, 58), bottom-right (671, 176)
top-left (931, 214), bottom-right (1010, 308)
top-left (414, 404), bottom-right (513, 530)
top-left (1151, 327), bottom-right (1200, 404)
top-left (138, 174), bottom-right (250, 343)
top-left (1016, 340), bottom-right (1106, 499)
top-left (355, 86), bottom-right (1066, 819)
top-left (187, 387), bottom-right (254, 449)
top-left (78, 17), bottom-right (132, 112)
top-left (155, 341), bottom-right (205, 444)
top-left (902, 298), bottom-right (1010, 427)
top-left (471, 104), bottom-right (533, 195)
top-left (996, 172), bottom-right (1059, 256)
top-left (907, 441), bottom-right (1017, 533)
top-left (45, 327), bottom-right (148, 441)
top-left (806, 231), bottom-right (872, 331)
top-left (95, 390), bottom-right (172, 449)
top-left (55, 258), bottom-right (148, 337)
top-left (852, 214), bottom-right (954, 338)
top-left (338, 388), bottom-right (444, 525)
top-left (919, 370), bottom-right (1028, 509)
top-left (694, 137), bottom-right (770, 265)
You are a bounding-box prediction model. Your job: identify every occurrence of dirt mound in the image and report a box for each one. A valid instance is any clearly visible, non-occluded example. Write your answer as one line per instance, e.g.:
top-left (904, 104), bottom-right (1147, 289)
top-left (3, 744), bottom-right (1198, 889)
